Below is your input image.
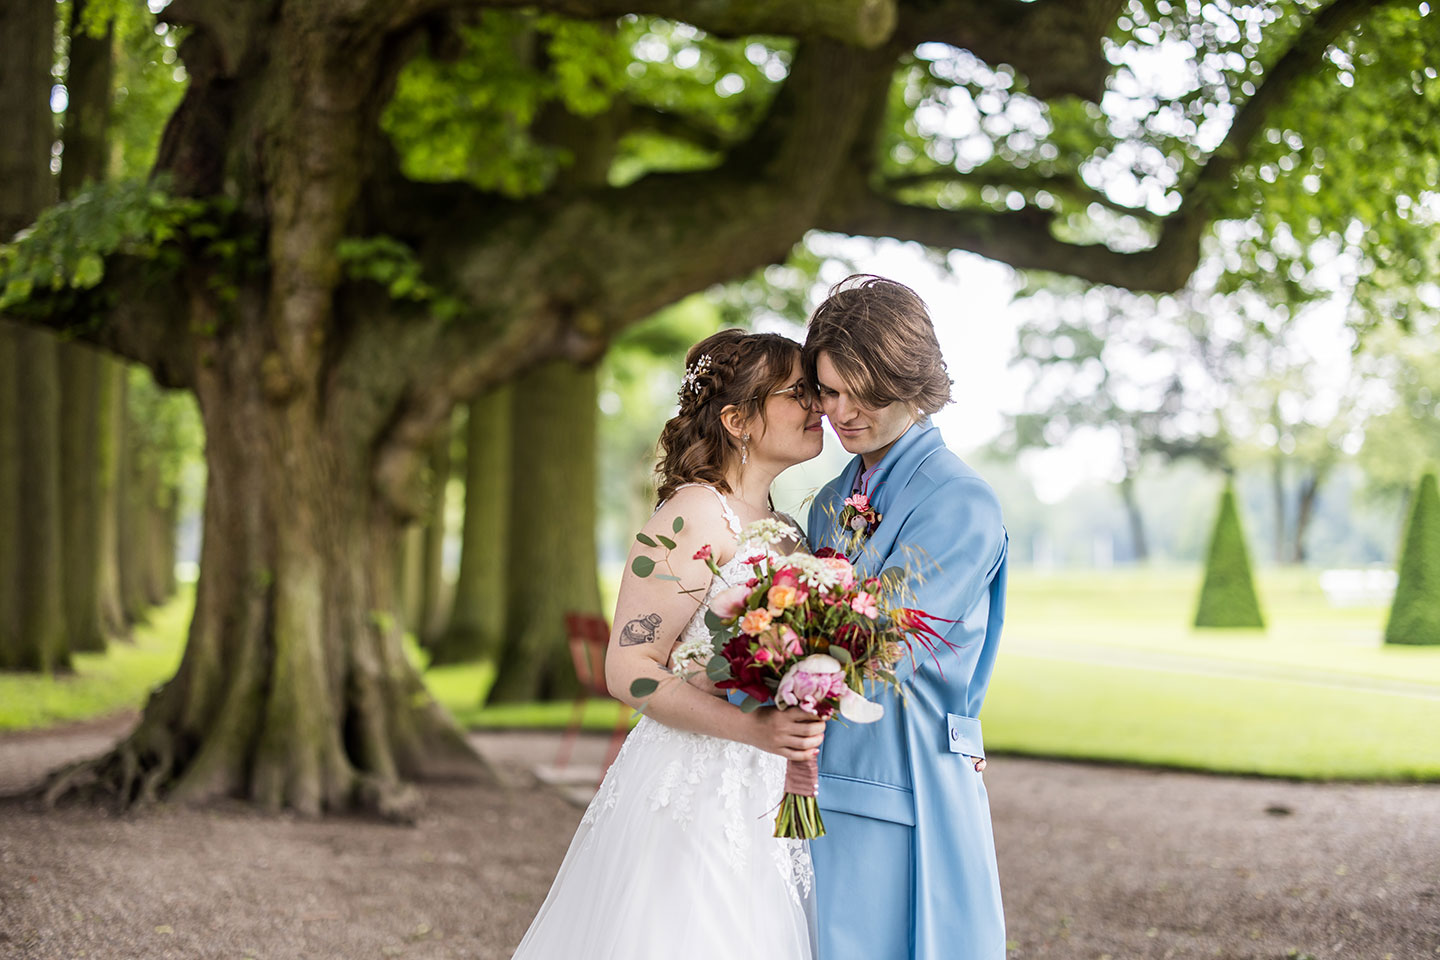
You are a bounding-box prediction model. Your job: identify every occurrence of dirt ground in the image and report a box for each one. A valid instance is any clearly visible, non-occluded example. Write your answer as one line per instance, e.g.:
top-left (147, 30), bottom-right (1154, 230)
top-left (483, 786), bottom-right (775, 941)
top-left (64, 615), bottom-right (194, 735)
top-left (1, 715), bottom-right (1437, 960)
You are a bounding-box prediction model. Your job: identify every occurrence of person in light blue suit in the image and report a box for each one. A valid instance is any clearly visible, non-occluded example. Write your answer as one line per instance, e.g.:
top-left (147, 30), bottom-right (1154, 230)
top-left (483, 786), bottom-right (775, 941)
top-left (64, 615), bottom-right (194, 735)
top-left (802, 276), bottom-right (1008, 960)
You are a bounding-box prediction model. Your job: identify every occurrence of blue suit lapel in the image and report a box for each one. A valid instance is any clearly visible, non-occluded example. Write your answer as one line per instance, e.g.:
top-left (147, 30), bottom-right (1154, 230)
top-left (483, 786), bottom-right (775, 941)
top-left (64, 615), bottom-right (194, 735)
top-left (849, 421), bottom-right (946, 575)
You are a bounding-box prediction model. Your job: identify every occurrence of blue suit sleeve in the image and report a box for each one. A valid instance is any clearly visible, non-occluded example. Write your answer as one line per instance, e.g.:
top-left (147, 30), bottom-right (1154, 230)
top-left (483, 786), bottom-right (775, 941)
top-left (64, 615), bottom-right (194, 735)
top-left (888, 477), bottom-right (1005, 683)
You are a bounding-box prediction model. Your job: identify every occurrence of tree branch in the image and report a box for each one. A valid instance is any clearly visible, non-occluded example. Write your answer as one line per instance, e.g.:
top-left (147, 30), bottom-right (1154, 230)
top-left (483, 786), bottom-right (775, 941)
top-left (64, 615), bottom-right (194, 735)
top-left (621, 102), bottom-right (735, 154)
top-left (0, 258), bottom-right (198, 390)
top-left (898, 0), bottom-right (1123, 101)
top-left (819, 189), bottom-right (1204, 290)
top-left (881, 167), bottom-right (1159, 220)
top-left (384, 0), bottom-right (897, 47)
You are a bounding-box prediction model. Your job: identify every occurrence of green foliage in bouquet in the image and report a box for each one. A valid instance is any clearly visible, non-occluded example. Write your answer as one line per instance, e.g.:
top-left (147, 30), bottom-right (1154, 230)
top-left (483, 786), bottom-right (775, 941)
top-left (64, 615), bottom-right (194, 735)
top-left (1194, 481), bottom-right (1265, 630)
top-left (1385, 471), bottom-right (1440, 646)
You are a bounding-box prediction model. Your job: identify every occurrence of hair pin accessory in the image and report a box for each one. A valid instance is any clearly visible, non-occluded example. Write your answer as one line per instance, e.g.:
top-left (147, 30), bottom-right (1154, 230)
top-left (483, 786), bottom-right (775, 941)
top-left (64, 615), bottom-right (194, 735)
top-left (680, 354), bottom-right (713, 398)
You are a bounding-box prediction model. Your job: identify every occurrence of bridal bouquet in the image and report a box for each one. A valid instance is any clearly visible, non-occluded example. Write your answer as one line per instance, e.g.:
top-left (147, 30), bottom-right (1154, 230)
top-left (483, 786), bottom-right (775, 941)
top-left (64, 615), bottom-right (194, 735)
top-left (631, 518), bottom-right (956, 839)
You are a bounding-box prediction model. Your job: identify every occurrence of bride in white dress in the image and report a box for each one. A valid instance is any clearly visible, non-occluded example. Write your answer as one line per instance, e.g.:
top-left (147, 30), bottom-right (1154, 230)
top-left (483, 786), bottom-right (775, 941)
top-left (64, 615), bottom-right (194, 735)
top-left (510, 330), bottom-right (827, 960)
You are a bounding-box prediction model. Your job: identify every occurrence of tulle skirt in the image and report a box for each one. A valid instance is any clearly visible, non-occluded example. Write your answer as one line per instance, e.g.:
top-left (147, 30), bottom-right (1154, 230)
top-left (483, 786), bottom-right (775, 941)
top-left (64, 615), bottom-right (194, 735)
top-left (510, 715), bottom-right (815, 959)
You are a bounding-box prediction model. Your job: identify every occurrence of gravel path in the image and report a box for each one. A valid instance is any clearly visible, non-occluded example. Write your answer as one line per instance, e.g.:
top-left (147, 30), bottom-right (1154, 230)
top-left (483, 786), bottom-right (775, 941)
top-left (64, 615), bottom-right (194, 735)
top-left (1, 717), bottom-right (1437, 960)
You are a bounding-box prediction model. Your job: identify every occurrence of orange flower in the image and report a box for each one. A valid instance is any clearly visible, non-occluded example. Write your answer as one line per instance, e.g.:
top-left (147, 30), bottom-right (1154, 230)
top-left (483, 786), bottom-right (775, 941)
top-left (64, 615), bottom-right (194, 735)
top-left (739, 608), bottom-right (773, 636)
top-left (767, 583), bottom-right (799, 614)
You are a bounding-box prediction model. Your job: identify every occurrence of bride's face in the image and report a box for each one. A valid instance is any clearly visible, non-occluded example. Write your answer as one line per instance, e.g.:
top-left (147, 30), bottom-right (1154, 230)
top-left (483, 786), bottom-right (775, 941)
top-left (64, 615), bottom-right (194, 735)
top-left (748, 356), bottom-right (824, 468)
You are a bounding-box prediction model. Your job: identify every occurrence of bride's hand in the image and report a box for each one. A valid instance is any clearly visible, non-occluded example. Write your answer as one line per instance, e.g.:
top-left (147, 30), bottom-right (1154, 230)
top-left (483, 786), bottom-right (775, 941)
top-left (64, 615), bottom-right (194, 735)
top-left (745, 706), bottom-right (826, 762)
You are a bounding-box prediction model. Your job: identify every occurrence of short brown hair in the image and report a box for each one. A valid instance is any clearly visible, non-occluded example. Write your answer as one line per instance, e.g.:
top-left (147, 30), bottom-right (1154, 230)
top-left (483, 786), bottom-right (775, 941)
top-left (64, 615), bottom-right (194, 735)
top-left (803, 275), bottom-right (952, 415)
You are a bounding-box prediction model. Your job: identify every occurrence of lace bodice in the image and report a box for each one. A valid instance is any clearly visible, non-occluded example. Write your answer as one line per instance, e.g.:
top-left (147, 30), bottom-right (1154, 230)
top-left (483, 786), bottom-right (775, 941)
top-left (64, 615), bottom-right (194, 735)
top-left (661, 483), bottom-right (805, 672)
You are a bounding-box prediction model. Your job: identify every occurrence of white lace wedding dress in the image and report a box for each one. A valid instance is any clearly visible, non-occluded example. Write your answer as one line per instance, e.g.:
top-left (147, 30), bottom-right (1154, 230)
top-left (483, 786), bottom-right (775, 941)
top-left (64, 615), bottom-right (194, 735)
top-left (510, 485), bottom-right (814, 960)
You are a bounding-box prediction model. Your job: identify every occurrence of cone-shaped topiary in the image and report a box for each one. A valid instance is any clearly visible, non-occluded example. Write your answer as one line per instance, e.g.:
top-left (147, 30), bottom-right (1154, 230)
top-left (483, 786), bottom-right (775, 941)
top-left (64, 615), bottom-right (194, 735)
top-left (1385, 471), bottom-right (1440, 646)
top-left (1194, 480), bottom-right (1266, 629)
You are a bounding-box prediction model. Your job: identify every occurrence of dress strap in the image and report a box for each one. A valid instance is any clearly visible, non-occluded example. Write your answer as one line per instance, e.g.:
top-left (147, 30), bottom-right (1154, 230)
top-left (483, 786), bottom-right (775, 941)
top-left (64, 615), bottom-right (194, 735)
top-left (669, 482), bottom-right (744, 538)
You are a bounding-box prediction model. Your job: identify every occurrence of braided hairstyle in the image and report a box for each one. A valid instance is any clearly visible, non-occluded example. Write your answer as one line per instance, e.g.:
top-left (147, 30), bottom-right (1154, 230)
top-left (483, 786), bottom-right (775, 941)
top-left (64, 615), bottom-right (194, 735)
top-left (655, 329), bottom-right (801, 505)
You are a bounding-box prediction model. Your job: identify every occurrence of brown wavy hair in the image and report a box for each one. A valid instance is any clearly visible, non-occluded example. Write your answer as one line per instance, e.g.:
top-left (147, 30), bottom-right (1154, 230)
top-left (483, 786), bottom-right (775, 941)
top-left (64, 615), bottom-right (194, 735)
top-left (803, 274), bottom-right (953, 415)
top-left (655, 329), bottom-right (801, 505)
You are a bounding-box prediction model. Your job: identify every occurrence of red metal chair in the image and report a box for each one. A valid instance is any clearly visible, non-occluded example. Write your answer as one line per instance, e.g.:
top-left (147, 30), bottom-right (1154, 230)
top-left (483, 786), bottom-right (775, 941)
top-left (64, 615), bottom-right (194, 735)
top-left (556, 612), bottom-right (632, 782)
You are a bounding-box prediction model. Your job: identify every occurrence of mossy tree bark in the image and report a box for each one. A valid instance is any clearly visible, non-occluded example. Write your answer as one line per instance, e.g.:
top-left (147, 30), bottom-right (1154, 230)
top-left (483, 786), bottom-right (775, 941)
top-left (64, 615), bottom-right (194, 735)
top-left (487, 362), bottom-right (602, 703)
top-left (431, 388), bottom-right (512, 666)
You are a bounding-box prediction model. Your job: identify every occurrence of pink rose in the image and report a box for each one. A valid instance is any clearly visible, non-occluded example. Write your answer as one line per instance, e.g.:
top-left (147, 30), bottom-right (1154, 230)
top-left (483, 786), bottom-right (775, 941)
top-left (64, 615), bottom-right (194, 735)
top-left (712, 585), bottom-right (752, 619)
top-left (846, 494), bottom-right (870, 512)
top-left (822, 556), bottom-right (856, 590)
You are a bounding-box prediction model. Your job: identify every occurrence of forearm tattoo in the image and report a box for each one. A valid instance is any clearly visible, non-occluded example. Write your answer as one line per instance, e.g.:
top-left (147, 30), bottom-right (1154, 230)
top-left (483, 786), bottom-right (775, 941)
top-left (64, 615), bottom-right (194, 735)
top-left (619, 613), bottom-right (663, 646)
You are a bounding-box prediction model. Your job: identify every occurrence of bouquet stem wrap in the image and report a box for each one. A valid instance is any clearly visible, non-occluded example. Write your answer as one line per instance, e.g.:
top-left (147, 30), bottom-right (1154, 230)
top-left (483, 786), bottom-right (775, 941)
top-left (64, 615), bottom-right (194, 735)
top-left (774, 756), bottom-right (825, 838)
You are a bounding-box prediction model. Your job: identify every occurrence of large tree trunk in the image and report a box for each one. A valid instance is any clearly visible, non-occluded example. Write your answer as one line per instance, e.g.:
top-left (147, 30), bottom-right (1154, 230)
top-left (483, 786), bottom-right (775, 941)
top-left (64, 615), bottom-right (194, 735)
top-left (418, 423), bottom-right (453, 645)
top-left (431, 389), bottom-right (512, 666)
top-left (118, 385), bottom-right (153, 625)
top-left (45, 340), bottom-right (489, 816)
top-left (487, 361), bottom-right (602, 703)
top-left (12, 326), bottom-right (72, 673)
top-left (95, 357), bottom-right (129, 638)
top-left (0, 0), bottom-right (67, 673)
top-left (1118, 474), bottom-right (1149, 564)
top-left (0, 325), bottom-right (19, 662)
top-left (59, 343), bottom-right (107, 653)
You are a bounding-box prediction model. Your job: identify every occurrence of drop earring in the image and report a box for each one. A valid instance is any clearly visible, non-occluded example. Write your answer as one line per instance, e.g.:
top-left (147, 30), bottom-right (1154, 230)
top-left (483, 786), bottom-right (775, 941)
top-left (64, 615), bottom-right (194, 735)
top-left (741, 433), bottom-right (751, 465)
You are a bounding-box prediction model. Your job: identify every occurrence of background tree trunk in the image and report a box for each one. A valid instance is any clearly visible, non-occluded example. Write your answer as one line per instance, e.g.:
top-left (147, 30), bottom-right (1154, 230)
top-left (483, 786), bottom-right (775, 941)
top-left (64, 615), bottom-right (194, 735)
top-left (0, 326), bottom-right (20, 664)
top-left (60, 343), bottom-right (107, 652)
top-left (145, 476), bottom-right (177, 605)
top-left (1271, 452), bottom-right (1287, 565)
top-left (1118, 475), bottom-right (1150, 564)
top-left (432, 388), bottom-right (512, 666)
top-left (118, 372), bottom-right (153, 624)
top-left (418, 422), bottom-right (453, 646)
top-left (1290, 468), bottom-right (1326, 565)
top-left (14, 326), bottom-right (71, 673)
top-left (487, 362), bottom-right (602, 703)
top-left (95, 359), bottom-right (129, 637)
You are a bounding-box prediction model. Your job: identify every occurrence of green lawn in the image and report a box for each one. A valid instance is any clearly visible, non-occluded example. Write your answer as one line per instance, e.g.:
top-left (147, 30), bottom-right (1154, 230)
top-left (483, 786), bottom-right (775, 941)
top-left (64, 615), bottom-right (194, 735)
top-left (7, 570), bottom-right (1438, 782)
top-left (0, 586), bottom-right (192, 731)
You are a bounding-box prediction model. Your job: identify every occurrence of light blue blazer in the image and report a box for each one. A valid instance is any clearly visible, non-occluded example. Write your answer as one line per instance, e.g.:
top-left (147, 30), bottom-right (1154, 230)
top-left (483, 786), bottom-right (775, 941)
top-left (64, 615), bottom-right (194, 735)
top-left (806, 421), bottom-right (1008, 960)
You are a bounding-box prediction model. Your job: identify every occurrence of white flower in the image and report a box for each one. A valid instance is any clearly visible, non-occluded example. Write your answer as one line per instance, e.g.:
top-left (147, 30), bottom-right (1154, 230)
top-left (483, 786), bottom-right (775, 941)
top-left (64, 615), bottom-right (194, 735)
top-left (670, 635), bottom-right (715, 669)
top-left (838, 687), bottom-right (884, 723)
top-left (741, 518), bottom-right (797, 548)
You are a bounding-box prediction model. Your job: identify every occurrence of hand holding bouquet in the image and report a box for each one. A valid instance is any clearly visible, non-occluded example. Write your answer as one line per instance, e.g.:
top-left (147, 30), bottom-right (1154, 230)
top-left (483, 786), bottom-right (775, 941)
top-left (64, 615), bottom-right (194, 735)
top-left (634, 518), bottom-right (955, 839)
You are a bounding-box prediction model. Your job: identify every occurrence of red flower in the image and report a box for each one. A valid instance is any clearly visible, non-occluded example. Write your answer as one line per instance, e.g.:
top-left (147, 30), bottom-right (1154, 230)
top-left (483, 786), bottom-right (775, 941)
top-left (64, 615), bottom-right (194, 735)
top-left (745, 577), bottom-right (759, 588)
top-left (743, 553), bottom-right (769, 565)
top-left (812, 547), bottom-right (840, 560)
top-left (713, 635), bottom-right (774, 703)
top-left (693, 544), bottom-right (713, 561)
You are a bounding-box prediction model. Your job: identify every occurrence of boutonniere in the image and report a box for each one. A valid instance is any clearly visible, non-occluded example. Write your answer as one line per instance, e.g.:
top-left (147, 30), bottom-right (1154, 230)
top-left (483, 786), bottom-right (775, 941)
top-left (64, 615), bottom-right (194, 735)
top-left (836, 478), bottom-right (882, 559)
top-left (840, 492), bottom-right (880, 537)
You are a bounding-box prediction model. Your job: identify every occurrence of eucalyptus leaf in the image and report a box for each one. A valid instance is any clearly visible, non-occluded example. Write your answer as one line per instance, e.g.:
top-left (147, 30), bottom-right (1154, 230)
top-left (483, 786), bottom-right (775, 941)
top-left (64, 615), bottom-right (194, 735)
top-left (828, 644), bottom-right (853, 666)
top-left (657, 535), bottom-right (677, 550)
top-left (706, 655), bottom-right (732, 682)
top-left (630, 677), bottom-right (660, 697)
top-left (631, 556), bottom-right (656, 577)
top-left (673, 515), bottom-right (685, 533)
top-left (739, 695), bottom-right (763, 714)
top-left (636, 532), bottom-right (658, 547)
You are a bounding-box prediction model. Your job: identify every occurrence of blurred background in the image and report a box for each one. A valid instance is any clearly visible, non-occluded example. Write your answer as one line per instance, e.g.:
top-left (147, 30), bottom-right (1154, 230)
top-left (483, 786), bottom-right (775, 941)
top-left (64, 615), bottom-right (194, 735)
top-left (2, 0), bottom-right (1437, 809)
top-left (3, 2), bottom-right (1439, 956)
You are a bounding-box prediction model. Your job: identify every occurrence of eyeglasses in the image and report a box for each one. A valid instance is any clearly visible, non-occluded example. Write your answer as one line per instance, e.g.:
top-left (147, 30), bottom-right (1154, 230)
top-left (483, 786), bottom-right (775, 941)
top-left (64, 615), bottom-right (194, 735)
top-left (768, 380), bottom-right (816, 411)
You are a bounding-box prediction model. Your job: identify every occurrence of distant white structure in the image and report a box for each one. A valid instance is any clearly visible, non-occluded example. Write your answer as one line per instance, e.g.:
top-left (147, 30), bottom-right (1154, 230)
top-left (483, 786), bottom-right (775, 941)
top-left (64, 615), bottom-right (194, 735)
top-left (1319, 569), bottom-right (1397, 608)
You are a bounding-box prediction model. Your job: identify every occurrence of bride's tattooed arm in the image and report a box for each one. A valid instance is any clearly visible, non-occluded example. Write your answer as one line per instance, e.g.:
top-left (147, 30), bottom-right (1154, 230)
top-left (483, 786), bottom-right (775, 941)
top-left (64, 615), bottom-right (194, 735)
top-left (618, 613), bottom-right (662, 646)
